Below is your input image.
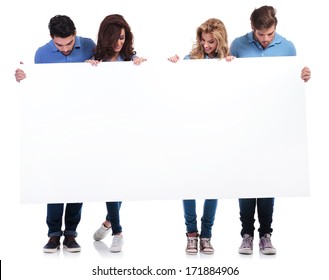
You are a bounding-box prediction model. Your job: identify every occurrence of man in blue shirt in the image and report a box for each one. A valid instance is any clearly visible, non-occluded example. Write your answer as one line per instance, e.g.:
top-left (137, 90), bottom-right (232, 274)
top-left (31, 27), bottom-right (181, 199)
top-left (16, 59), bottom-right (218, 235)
top-left (230, 5), bottom-right (311, 256)
top-left (15, 15), bottom-right (95, 253)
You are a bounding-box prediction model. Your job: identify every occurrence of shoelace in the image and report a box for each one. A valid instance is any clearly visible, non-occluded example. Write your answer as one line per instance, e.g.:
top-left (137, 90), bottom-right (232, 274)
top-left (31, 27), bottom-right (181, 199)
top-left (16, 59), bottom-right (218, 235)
top-left (187, 238), bottom-right (197, 249)
top-left (242, 236), bottom-right (253, 248)
top-left (201, 239), bottom-right (212, 248)
top-left (261, 237), bottom-right (273, 248)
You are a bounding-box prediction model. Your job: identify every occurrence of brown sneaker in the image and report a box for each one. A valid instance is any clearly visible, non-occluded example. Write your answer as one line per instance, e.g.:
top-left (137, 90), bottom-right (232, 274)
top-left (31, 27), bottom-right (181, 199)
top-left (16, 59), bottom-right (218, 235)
top-left (200, 238), bottom-right (214, 254)
top-left (43, 236), bottom-right (60, 253)
top-left (63, 235), bottom-right (81, 253)
top-left (186, 236), bottom-right (198, 254)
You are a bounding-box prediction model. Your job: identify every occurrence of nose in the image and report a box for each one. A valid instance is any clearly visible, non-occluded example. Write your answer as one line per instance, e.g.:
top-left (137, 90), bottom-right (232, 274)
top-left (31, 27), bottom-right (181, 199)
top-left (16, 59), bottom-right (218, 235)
top-left (61, 46), bottom-right (69, 52)
top-left (263, 35), bottom-right (270, 41)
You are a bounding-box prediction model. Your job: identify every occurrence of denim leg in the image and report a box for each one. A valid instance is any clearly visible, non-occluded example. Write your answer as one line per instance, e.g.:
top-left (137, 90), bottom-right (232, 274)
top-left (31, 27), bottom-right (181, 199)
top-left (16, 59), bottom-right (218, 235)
top-left (105, 201), bottom-right (122, 235)
top-left (63, 203), bottom-right (83, 237)
top-left (200, 199), bottom-right (218, 238)
top-left (257, 197), bottom-right (274, 238)
top-left (46, 203), bottom-right (64, 237)
top-left (183, 200), bottom-right (198, 234)
top-left (239, 198), bottom-right (256, 237)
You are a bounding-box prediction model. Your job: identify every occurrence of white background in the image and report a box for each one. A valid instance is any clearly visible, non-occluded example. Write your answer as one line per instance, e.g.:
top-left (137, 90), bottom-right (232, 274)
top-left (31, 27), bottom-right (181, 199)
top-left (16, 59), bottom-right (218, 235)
top-left (0, 0), bottom-right (328, 279)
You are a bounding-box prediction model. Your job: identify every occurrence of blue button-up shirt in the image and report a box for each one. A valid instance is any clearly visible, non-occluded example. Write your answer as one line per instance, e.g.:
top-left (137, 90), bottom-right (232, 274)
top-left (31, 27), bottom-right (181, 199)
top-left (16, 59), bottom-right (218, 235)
top-left (34, 36), bottom-right (95, 63)
top-left (230, 32), bottom-right (296, 58)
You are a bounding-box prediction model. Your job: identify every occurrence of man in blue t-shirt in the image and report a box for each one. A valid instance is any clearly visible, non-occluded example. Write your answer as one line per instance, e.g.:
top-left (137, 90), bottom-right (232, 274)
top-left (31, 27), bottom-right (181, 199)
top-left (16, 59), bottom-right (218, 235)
top-left (15, 15), bottom-right (95, 253)
top-left (230, 5), bottom-right (311, 256)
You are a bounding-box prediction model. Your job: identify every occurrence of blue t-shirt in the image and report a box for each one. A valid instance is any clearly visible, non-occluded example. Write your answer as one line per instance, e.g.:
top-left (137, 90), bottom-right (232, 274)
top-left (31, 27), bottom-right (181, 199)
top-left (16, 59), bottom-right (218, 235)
top-left (34, 36), bottom-right (95, 63)
top-left (230, 32), bottom-right (296, 58)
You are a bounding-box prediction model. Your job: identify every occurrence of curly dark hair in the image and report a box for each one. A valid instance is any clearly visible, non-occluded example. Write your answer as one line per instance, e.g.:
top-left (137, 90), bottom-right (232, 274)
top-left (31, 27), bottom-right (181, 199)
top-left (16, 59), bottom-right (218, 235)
top-left (94, 14), bottom-right (136, 61)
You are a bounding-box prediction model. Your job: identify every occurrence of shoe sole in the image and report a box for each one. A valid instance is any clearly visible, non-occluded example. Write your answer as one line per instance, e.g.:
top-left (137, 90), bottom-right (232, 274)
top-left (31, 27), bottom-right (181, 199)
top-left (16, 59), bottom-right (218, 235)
top-left (238, 249), bottom-right (253, 255)
top-left (93, 235), bottom-right (105, 241)
top-left (43, 247), bottom-right (60, 253)
top-left (93, 232), bottom-right (110, 241)
top-left (200, 250), bottom-right (214, 254)
top-left (110, 249), bottom-right (122, 253)
top-left (260, 250), bottom-right (276, 255)
top-left (64, 245), bottom-right (81, 253)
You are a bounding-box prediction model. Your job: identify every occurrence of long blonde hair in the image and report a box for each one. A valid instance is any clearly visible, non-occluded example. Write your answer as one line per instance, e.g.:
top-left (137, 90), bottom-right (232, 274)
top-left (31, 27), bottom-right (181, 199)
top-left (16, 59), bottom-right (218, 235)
top-left (189, 18), bottom-right (229, 59)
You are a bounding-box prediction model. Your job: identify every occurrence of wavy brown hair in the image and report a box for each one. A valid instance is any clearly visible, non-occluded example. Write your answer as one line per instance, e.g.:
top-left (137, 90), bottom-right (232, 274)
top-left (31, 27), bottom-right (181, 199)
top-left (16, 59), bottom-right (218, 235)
top-left (189, 18), bottom-right (229, 59)
top-left (94, 14), bottom-right (136, 61)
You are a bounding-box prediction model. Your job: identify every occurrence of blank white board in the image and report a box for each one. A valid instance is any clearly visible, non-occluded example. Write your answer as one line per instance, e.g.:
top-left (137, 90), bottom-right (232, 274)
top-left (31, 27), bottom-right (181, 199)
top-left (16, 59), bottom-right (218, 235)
top-left (20, 57), bottom-right (309, 203)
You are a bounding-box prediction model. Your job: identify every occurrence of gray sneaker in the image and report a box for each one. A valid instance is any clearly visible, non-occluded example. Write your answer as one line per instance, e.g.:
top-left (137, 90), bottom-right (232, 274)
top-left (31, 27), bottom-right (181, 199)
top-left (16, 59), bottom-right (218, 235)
top-left (200, 238), bottom-right (214, 254)
top-left (186, 236), bottom-right (198, 255)
top-left (238, 234), bottom-right (253, 255)
top-left (259, 233), bottom-right (276, 255)
top-left (109, 235), bottom-right (124, 252)
top-left (93, 224), bottom-right (111, 241)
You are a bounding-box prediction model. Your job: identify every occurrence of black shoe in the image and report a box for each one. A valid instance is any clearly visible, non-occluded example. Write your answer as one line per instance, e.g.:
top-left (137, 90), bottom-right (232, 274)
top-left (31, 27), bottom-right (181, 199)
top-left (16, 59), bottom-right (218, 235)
top-left (63, 236), bottom-right (81, 253)
top-left (43, 236), bottom-right (60, 253)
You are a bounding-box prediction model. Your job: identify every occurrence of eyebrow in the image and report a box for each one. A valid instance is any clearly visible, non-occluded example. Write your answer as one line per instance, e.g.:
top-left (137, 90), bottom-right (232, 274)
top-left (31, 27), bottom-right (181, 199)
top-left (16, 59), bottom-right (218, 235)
top-left (55, 39), bottom-right (74, 47)
top-left (258, 30), bottom-right (275, 36)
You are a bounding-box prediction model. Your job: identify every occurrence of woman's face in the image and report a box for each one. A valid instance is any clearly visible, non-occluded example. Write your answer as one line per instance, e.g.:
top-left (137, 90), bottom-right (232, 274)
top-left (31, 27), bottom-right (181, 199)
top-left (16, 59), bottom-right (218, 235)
top-left (201, 31), bottom-right (218, 57)
top-left (114, 28), bottom-right (126, 53)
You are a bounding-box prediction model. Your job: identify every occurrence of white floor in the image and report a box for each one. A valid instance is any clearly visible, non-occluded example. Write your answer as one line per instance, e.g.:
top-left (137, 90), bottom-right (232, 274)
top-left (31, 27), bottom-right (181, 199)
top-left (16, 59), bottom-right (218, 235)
top-left (0, 194), bottom-right (327, 280)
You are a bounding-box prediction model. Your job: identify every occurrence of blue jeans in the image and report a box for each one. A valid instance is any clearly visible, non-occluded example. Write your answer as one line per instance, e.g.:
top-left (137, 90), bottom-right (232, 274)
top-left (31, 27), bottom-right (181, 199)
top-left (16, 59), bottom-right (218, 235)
top-left (239, 198), bottom-right (274, 238)
top-left (105, 201), bottom-right (122, 235)
top-left (183, 199), bottom-right (218, 238)
top-left (46, 203), bottom-right (82, 237)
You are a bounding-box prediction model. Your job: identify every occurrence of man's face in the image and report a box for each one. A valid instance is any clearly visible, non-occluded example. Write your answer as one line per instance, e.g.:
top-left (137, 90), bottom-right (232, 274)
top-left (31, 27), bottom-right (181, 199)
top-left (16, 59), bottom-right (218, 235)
top-left (52, 35), bottom-right (76, 56)
top-left (253, 25), bottom-right (276, 48)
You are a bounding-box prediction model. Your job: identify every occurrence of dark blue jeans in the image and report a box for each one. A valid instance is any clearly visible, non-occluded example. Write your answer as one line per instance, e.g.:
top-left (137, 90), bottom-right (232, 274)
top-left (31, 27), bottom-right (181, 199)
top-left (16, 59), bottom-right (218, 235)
top-left (105, 201), bottom-right (122, 235)
top-left (46, 203), bottom-right (82, 237)
top-left (239, 198), bottom-right (274, 238)
top-left (183, 199), bottom-right (218, 238)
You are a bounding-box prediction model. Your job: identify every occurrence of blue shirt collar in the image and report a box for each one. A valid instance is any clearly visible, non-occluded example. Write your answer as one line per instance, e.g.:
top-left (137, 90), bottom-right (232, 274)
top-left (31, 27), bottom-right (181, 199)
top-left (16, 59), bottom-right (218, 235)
top-left (247, 31), bottom-right (281, 49)
top-left (49, 35), bottom-right (80, 53)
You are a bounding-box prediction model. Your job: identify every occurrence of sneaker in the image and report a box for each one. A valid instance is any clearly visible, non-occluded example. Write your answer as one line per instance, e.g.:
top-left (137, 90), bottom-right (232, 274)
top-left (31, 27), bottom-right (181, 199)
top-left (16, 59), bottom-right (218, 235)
top-left (259, 233), bottom-right (276, 255)
top-left (186, 236), bottom-right (198, 255)
top-left (93, 223), bottom-right (111, 241)
top-left (63, 236), bottom-right (81, 253)
top-left (109, 235), bottom-right (123, 252)
top-left (43, 236), bottom-right (60, 253)
top-left (200, 238), bottom-right (214, 254)
top-left (238, 234), bottom-right (253, 255)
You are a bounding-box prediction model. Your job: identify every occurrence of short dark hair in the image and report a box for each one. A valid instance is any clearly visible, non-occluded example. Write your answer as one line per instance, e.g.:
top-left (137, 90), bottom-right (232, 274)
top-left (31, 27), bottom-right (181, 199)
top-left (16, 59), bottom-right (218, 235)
top-left (48, 15), bottom-right (76, 38)
top-left (250, 6), bottom-right (278, 30)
